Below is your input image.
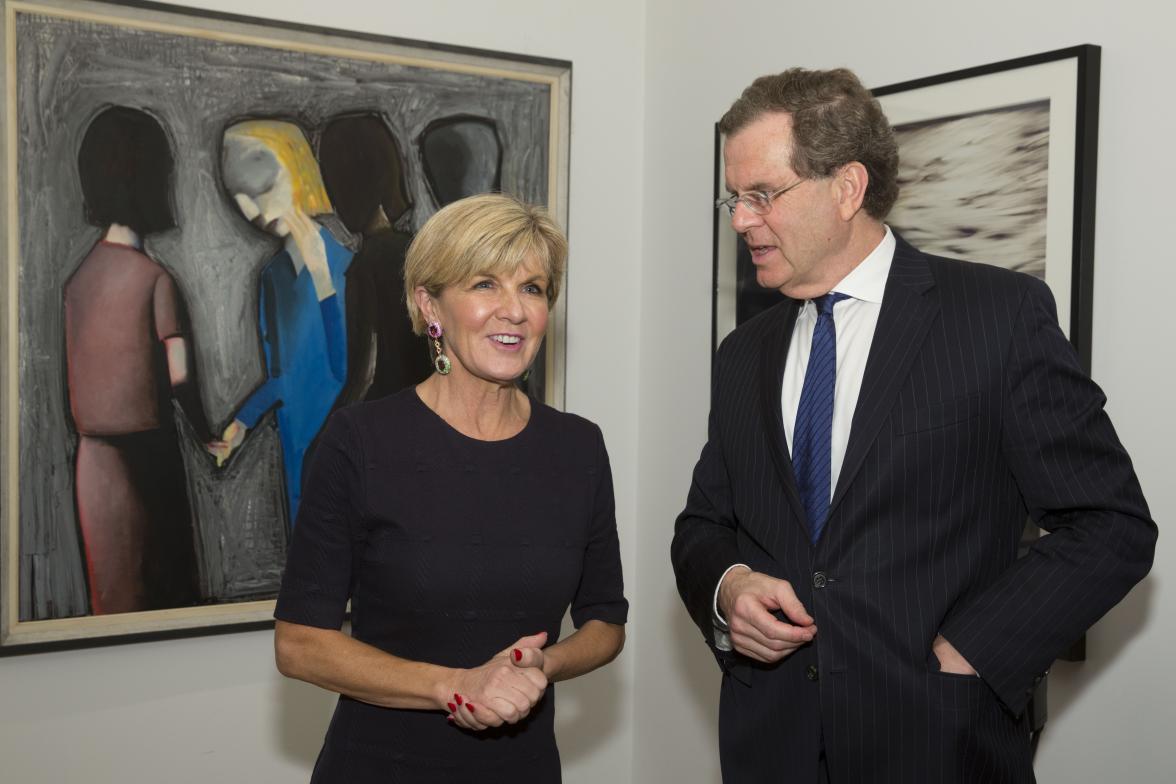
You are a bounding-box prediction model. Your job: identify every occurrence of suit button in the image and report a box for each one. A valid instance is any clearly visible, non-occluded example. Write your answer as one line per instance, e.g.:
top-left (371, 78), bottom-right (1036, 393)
top-left (812, 572), bottom-right (827, 589)
top-left (806, 665), bottom-right (819, 681)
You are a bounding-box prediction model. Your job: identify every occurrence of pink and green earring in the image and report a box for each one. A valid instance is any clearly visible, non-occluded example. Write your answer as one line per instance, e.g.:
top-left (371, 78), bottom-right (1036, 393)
top-left (427, 321), bottom-right (451, 375)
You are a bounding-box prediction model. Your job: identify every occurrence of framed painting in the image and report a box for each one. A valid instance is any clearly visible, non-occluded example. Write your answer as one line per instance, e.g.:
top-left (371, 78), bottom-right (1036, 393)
top-left (1, 0), bottom-right (571, 651)
top-left (713, 45), bottom-right (1100, 376)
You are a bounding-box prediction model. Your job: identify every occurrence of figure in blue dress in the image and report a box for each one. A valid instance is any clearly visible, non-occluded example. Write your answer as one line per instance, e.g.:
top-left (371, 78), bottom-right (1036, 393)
top-left (211, 120), bottom-right (353, 527)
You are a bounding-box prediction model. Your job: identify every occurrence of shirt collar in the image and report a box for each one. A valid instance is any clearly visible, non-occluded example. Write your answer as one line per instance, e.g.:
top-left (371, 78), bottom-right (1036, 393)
top-left (102, 223), bottom-right (142, 250)
top-left (828, 225), bottom-right (894, 305)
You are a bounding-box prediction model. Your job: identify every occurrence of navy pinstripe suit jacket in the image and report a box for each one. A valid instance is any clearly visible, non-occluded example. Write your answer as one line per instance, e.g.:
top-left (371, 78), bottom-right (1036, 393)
top-left (671, 236), bottom-right (1156, 783)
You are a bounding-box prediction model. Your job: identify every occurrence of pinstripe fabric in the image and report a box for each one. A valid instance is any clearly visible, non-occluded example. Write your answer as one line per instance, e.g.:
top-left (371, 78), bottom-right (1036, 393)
top-left (671, 236), bottom-right (1156, 783)
top-left (793, 292), bottom-right (850, 542)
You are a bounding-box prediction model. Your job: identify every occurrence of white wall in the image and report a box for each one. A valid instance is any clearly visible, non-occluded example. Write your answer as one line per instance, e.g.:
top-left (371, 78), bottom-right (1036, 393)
top-left (0, 1), bottom-right (645, 782)
top-left (5, 0), bottom-right (1174, 781)
top-left (634, 0), bottom-right (1175, 781)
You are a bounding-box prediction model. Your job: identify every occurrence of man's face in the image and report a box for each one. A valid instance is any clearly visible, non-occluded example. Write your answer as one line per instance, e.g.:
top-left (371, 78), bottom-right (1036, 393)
top-left (723, 112), bottom-right (842, 299)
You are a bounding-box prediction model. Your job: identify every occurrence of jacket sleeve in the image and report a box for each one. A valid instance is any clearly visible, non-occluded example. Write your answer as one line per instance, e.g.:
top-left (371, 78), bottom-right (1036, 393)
top-left (236, 273), bottom-right (281, 428)
top-left (671, 341), bottom-right (748, 652)
top-left (319, 293), bottom-right (347, 384)
top-left (940, 276), bottom-right (1156, 714)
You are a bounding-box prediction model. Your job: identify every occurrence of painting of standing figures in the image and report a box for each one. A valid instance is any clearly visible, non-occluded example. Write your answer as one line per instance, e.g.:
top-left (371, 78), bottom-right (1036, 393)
top-left (0, 0), bottom-right (571, 650)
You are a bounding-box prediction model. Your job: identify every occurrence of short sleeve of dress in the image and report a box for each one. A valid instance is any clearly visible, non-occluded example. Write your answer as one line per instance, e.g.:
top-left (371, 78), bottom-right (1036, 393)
top-left (152, 271), bottom-right (182, 340)
top-left (274, 409), bottom-right (363, 629)
top-left (570, 425), bottom-right (628, 629)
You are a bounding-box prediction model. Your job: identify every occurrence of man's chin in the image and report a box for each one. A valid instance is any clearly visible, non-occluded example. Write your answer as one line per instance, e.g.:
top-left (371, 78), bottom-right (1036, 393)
top-left (754, 269), bottom-right (790, 291)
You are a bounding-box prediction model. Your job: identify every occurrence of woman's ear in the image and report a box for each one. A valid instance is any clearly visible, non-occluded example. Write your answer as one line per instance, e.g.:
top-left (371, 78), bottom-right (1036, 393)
top-left (415, 285), bottom-right (438, 325)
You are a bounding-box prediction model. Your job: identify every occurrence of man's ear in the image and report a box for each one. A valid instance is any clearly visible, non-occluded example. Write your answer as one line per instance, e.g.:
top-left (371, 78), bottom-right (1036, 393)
top-left (834, 161), bottom-right (869, 221)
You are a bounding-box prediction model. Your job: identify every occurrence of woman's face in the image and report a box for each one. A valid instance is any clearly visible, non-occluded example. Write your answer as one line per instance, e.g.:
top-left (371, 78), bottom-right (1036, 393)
top-left (425, 257), bottom-right (550, 386)
top-left (222, 135), bottom-right (296, 237)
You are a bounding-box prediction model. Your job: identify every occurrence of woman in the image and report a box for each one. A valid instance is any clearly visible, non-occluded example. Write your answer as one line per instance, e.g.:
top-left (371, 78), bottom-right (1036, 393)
top-left (213, 120), bottom-right (354, 526)
top-left (274, 193), bottom-right (627, 783)
top-left (65, 105), bottom-right (212, 613)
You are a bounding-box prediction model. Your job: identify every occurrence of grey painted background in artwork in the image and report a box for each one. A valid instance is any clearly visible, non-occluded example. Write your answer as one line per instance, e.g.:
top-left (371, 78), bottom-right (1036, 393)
top-left (888, 100), bottom-right (1050, 279)
top-left (14, 10), bottom-right (551, 621)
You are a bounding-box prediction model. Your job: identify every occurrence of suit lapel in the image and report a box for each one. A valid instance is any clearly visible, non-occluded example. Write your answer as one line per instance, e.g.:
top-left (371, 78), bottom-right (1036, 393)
top-left (758, 299), bottom-right (810, 538)
top-left (828, 238), bottom-right (939, 519)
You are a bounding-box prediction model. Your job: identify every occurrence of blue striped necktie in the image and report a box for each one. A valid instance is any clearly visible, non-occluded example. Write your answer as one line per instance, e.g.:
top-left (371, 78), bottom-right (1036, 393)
top-left (793, 292), bottom-right (849, 543)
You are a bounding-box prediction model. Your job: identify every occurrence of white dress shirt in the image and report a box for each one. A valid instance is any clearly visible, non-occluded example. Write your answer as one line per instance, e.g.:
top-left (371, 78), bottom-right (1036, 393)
top-left (781, 227), bottom-right (894, 484)
top-left (713, 227), bottom-right (896, 646)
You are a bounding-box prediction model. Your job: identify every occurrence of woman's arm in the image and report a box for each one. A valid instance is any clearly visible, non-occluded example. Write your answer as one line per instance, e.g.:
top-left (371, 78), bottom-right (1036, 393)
top-left (275, 620), bottom-right (453, 710)
top-left (275, 620), bottom-right (549, 727)
top-left (515, 619), bottom-right (625, 683)
top-left (521, 426), bottom-right (628, 682)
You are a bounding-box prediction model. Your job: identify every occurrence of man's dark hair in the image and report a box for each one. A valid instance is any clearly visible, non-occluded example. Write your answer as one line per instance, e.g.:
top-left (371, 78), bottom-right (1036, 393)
top-left (78, 105), bottom-right (175, 234)
top-left (719, 68), bottom-right (899, 219)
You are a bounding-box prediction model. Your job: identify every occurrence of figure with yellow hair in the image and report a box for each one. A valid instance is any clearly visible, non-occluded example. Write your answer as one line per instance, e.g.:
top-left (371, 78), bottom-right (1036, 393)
top-left (211, 120), bottom-right (353, 526)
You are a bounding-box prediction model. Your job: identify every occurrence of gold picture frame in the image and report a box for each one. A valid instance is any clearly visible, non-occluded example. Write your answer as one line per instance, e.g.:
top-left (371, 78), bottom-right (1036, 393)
top-left (1, 0), bottom-right (571, 651)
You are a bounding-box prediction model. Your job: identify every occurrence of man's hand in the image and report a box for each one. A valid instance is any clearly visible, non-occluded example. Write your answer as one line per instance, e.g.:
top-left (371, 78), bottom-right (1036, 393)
top-left (931, 635), bottom-right (977, 676)
top-left (718, 567), bottom-right (816, 663)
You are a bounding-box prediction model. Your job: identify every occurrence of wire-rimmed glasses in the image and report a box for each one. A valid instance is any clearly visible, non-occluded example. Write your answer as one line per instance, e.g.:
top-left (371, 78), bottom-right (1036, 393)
top-left (715, 179), bottom-right (805, 216)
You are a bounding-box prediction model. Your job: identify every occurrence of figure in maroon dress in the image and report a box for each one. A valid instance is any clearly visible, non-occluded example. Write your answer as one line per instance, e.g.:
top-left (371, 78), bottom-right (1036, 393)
top-left (64, 105), bottom-right (213, 614)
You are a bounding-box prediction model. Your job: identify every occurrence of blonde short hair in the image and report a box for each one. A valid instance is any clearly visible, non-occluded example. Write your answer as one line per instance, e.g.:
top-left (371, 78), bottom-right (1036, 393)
top-left (404, 193), bottom-right (567, 335)
top-left (223, 120), bottom-right (333, 216)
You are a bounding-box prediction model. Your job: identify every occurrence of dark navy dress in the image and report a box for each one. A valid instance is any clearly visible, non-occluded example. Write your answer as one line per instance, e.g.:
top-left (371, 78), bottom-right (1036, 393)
top-left (275, 389), bottom-right (628, 783)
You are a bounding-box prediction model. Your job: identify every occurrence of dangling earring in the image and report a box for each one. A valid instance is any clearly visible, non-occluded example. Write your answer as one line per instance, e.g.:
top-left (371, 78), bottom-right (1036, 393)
top-left (520, 368), bottom-right (531, 383)
top-left (427, 321), bottom-right (451, 375)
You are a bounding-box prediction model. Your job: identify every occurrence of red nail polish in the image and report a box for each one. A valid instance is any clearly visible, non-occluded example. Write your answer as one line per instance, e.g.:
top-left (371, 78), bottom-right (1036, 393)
top-left (454, 693), bottom-right (463, 706)
top-left (466, 702), bottom-right (476, 712)
top-left (447, 702), bottom-right (456, 712)
top-left (513, 649), bottom-right (522, 662)
top-left (447, 715), bottom-right (455, 723)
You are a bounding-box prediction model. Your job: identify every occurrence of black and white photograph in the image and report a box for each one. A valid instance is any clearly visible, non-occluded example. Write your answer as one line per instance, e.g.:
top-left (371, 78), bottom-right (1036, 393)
top-left (888, 99), bottom-right (1051, 279)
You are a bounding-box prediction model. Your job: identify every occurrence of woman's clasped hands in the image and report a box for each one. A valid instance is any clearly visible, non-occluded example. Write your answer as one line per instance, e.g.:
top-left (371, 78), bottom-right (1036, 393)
top-left (446, 631), bottom-right (549, 730)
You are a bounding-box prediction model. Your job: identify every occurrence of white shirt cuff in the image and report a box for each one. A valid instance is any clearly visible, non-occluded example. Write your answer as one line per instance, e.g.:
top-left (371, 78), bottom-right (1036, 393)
top-left (711, 563), bottom-right (750, 651)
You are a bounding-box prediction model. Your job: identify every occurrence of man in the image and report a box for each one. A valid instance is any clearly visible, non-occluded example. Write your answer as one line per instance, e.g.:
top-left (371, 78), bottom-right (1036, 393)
top-left (670, 68), bottom-right (1155, 783)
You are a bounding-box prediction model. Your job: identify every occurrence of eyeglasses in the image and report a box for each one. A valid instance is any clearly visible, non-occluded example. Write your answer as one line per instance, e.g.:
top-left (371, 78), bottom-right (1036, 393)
top-left (715, 180), bottom-right (805, 216)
